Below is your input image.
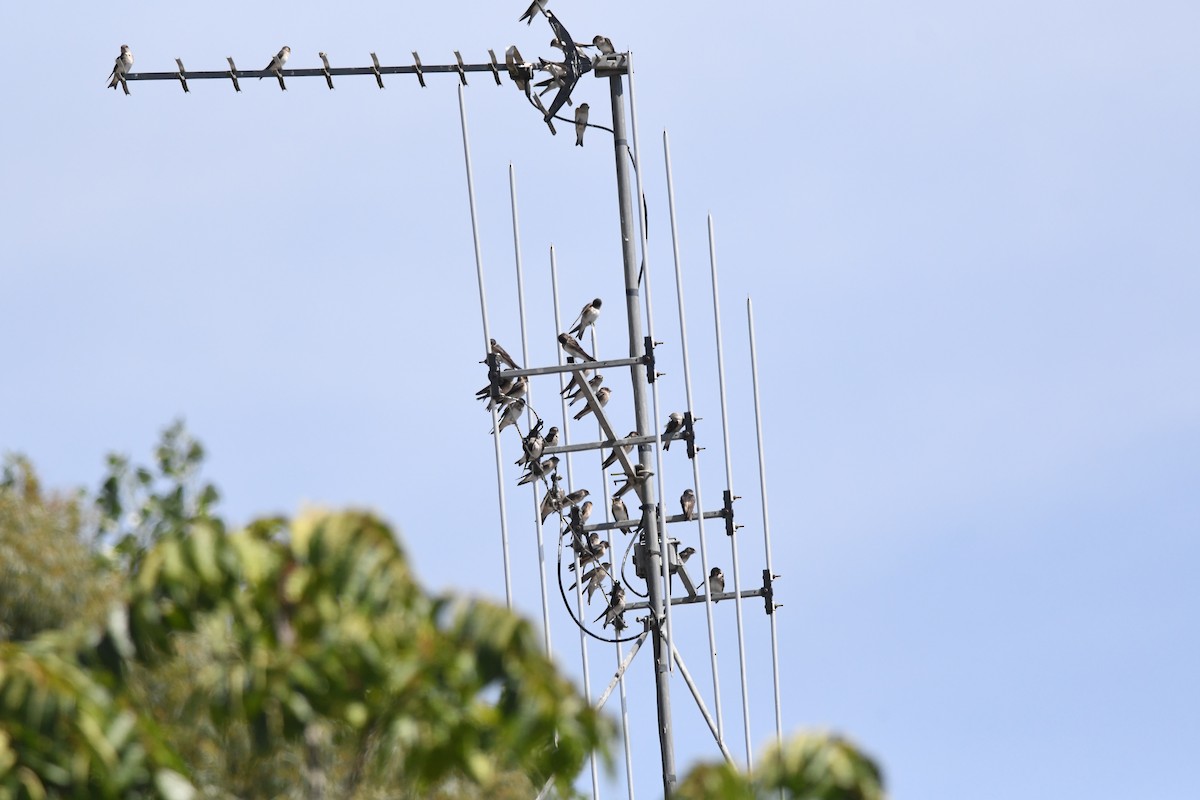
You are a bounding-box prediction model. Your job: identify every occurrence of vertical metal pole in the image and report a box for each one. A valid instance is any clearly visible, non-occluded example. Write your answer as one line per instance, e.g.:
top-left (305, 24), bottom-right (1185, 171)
top-left (591, 327), bottom-right (637, 800)
top-left (508, 164), bottom-right (553, 656)
top-left (661, 130), bottom-right (726, 743)
top-left (705, 215), bottom-right (754, 766)
top-left (550, 247), bottom-right (600, 800)
top-left (625, 51), bottom-right (674, 676)
top-left (747, 297), bottom-right (784, 757)
top-left (458, 84), bottom-right (512, 608)
top-left (608, 68), bottom-right (675, 797)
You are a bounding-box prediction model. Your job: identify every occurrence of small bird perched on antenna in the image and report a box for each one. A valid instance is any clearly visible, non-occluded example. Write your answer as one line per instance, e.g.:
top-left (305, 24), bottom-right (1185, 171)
top-left (708, 567), bottom-right (725, 598)
top-left (559, 332), bottom-right (596, 362)
top-left (680, 488), bottom-right (696, 521)
top-left (107, 45), bottom-right (134, 92)
top-left (596, 580), bottom-right (626, 628)
top-left (575, 103), bottom-right (590, 146)
top-left (573, 386), bottom-right (611, 421)
top-left (662, 412), bottom-right (685, 450)
top-left (519, 0), bottom-right (549, 25)
top-left (260, 46), bottom-right (290, 79)
top-left (568, 298), bottom-right (602, 340)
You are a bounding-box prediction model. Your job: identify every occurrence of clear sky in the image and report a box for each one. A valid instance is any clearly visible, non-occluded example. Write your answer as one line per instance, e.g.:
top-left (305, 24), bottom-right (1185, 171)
top-left (3, 1), bottom-right (1198, 797)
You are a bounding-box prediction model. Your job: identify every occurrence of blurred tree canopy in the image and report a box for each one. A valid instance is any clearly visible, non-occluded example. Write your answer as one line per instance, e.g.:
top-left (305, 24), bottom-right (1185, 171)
top-left (0, 423), bottom-right (884, 799)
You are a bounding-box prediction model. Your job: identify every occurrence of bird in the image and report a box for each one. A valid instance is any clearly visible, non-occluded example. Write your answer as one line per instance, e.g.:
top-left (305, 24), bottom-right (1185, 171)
top-left (569, 539), bottom-right (608, 571)
top-left (484, 338), bottom-right (521, 370)
top-left (540, 487), bottom-right (566, 523)
top-left (562, 488), bottom-right (590, 507)
top-left (568, 298), bottom-right (602, 340)
top-left (490, 375), bottom-right (528, 409)
top-left (573, 386), bottom-right (611, 421)
top-left (515, 423), bottom-right (545, 466)
top-left (519, 0), bottom-right (548, 25)
top-left (561, 368), bottom-right (592, 398)
top-left (596, 581), bottom-right (626, 628)
top-left (260, 46), bottom-right (290, 79)
top-left (569, 561), bottom-right (610, 604)
top-left (578, 500), bottom-right (593, 527)
top-left (614, 465), bottom-right (653, 499)
top-left (476, 375), bottom-right (515, 403)
top-left (708, 567), bottom-right (725, 597)
top-left (543, 426), bottom-right (560, 448)
top-left (575, 103), bottom-right (590, 146)
top-left (493, 398), bottom-right (526, 433)
top-left (678, 546), bottom-right (695, 563)
top-left (603, 431), bottom-right (637, 469)
top-left (680, 488), bottom-right (696, 521)
top-left (559, 333), bottom-right (596, 362)
top-left (662, 412), bottom-right (685, 451)
top-left (592, 35), bottom-right (616, 55)
top-left (107, 45), bottom-right (134, 89)
top-left (611, 496), bottom-right (629, 524)
top-left (568, 374), bottom-right (604, 406)
top-left (518, 456), bottom-right (559, 486)
top-left (505, 46), bottom-right (531, 94)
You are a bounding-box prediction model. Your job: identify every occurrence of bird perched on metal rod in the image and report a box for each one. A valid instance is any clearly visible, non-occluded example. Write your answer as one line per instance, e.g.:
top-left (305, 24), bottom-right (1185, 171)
top-left (569, 561), bottom-right (610, 604)
top-left (516, 423), bottom-right (545, 466)
top-left (680, 488), bottom-right (696, 521)
top-left (107, 45), bottom-right (134, 91)
top-left (260, 46), bottom-right (290, 79)
top-left (568, 298), bottom-right (602, 340)
top-left (611, 496), bottom-right (629, 524)
top-left (569, 538), bottom-right (608, 571)
top-left (561, 488), bottom-right (590, 507)
top-left (575, 103), bottom-right (590, 146)
top-left (493, 398), bottom-right (525, 434)
top-left (540, 487), bottom-right (566, 523)
top-left (614, 465), bottom-right (653, 499)
top-left (568, 374), bottom-right (604, 406)
top-left (708, 567), bottom-right (725, 598)
top-left (476, 375), bottom-right (514, 403)
top-left (559, 332), bottom-right (596, 362)
top-left (573, 386), bottom-right (611, 421)
top-left (483, 338), bottom-right (521, 370)
top-left (662, 412), bottom-right (685, 450)
top-left (490, 375), bottom-right (528, 409)
top-left (596, 581), bottom-right (626, 628)
top-left (591, 35), bottom-right (616, 55)
top-left (518, 456), bottom-right (559, 486)
top-left (603, 431), bottom-right (637, 469)
top-left (543, 426), bottom-right (559, 448)
top-left (561, 368), bottom-right (592, 398)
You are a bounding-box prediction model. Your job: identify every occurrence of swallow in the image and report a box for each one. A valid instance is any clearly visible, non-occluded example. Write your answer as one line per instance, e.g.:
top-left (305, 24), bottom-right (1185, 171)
top-left (550, 38), bottom-right (579, 55)
top-left (516, 424), bottom-right (546, 466)
top-left (493, 398), bottom-right (526, 434)
top-left (482, 338), bottom-right (520, 370)
top-left (569, 561), bottom-right (610, 603)
top-left (543, 426), bottom-right (560, 448)
top-left (575, 103), bottom-right (590, 147)
top-left (476, 375), bottom-right (514, 404)
top-left (573, 386), bottom-right (611, 421)
top-left (568, 374), bottom-right (604, 406)
top-left (519, 0), bottom-right (548, 25)
top-left (596, 580), bottom-right (626, 628)
top-left (518, 456), bottom-right (559, 485)
top-left (578, 500), bottom-right (593, 527)
top-left (505, 46), bottom-right (532, 94)
top-left (662, 412), bottom-right (685, 450)
top-left (586, 530), bottom-right (603, 553)
top-left (611, 496), bottom-right (629, 523)
top-left (562, 488), bottom-right (590, 507)
top-left (540, 487), bottom-right (566, 523)
top-left (614, 464), bottom-right (653, 499)
top-left (559, 333), bottom-right (596, 362)
top-left (603, 431), bottom-right (637, 470)
top-left (680, 488), bottom-right (696, 521)
top-left (568, 298), bottom-right (602, 340)
top-left (592, 35), bottom-right (616, 55)
top-left (533, 61), bottom-right (573, 106)
top-left (490, 375), bottom-right (528, 409)
top-left (708, 567), bottom-right (725, 596)
top-left (260, 46), bottom-right (290, 79)
top-left (571, 539), bottom-right (609, 571)
top-left (107, 45), bottom-right (134, 90)
top-left (561, 368), bottom-right (592, 398)
top-left (678, 546), bottom-right (696, 563)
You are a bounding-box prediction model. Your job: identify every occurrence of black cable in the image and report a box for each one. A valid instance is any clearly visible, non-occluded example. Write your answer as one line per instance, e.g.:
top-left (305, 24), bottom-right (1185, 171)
top-left (555, 528), bottom-right (642, 644)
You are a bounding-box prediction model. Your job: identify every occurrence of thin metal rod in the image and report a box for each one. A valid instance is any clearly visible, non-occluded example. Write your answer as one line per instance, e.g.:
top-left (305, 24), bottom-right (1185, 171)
top-left (509, 164), bottom-right (553, 657)
top-left (498, 355), bottom-right (644, 379)
top-left (542, 432), bottom-right (681, 457)
top-left (584, 508), bottom-right (727, 533)
top-left (662, 128), bottom-right (727, 743)
top-left (625, 587), bottom-right (769, 612)
top-left (625, 52), bottom-right (675, 681)
top-left (748, 296), bottom-right (784, 757)
top-left (594, 630), bottom-right (649, 711)
top-left (125, 62), bottom-right (517, 81)
top-left (592, 326), bottom-right (637, 800)
top-left (550, 246), bottom-right (599, 800)
top-left (458, 84), bottom-right (512, 609)
top-left (670, 642), bottom-right (736, 766)
top-left (706, 213), bottom-right (753, 765)
top-left (608, 66), bottom-right (675, 797)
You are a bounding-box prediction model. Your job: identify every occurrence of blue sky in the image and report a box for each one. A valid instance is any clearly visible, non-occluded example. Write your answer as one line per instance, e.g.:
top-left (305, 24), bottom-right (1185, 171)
top-left (2, 1), bottom-right (1198, 797)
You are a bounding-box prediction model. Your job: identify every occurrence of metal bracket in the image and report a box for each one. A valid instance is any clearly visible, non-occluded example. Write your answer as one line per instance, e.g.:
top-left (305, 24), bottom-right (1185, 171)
top-left (369, 52), bottom-right (384, 89)
top-left (722, 489), bottom-right (739, 537)
top-left (174, 59), bottom-right (189, 93)
top-left (683, 411), bottom-right (698, 459)
top-left (318, 52), bottom-right (334, 89)
top-left (225, 57), bottom-right (241, 92)
top-left (487, 49), bottom-right (502, 85)
top-left (486, 353), bottom-right (503, 402)
top-left (643, 335), bottom-right (657, 384)
top-left (411, 52), bottom-right (426, 87)
top-left (763, 569), bottom-right (777, 615)
top-left (453, 51), bottom-right (468, 85)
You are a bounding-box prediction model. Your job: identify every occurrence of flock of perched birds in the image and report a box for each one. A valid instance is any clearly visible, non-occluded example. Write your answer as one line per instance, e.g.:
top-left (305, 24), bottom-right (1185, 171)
top-left (480, 296), bottom-right (726, 633)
